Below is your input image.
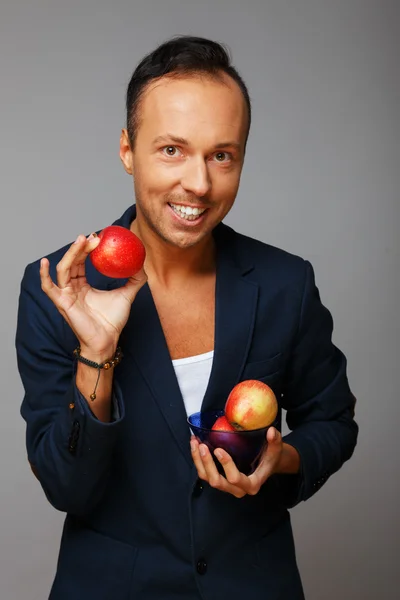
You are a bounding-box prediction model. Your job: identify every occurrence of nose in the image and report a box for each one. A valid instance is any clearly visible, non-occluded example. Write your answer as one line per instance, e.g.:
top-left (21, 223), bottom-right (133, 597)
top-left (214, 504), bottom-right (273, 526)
top-left (181, 157), bottom-right (211, 198)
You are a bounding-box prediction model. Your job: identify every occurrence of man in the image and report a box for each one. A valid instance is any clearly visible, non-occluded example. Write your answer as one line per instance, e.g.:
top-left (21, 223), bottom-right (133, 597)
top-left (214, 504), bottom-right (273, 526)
top-left (16, 36), bottom-right (358, 599)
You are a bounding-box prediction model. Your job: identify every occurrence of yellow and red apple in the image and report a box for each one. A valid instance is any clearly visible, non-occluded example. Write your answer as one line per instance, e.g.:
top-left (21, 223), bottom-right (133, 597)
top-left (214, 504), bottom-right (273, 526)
top-left (224, 380), bottom-right (278, 430)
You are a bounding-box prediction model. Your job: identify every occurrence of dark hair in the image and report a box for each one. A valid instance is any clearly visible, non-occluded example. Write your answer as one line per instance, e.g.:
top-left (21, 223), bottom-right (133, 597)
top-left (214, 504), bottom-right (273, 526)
top-left (126, 35), bottom-right (251, 148)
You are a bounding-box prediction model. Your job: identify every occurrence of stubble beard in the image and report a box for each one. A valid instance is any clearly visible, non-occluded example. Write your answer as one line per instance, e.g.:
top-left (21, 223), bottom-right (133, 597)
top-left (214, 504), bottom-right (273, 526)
top-left (134, 187), bottom-right (213, 250)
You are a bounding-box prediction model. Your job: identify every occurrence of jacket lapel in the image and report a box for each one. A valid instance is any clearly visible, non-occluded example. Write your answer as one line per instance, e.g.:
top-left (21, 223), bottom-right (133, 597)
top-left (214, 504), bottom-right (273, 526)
top-left (201, 224), bottom-right (259, 412)
top-left (103, 207), bottom-right (259, 469)
top-left (118, 282), bottom-right (194, 469)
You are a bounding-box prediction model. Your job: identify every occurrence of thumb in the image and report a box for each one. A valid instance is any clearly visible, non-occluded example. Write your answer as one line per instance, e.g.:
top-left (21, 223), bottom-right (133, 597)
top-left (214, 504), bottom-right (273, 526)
top-left (266, 426), bottom-right (281, 447)
top-left (85, 232), bottom-right (101, 251)
top-left (121, 267), bottom-right (148, 302)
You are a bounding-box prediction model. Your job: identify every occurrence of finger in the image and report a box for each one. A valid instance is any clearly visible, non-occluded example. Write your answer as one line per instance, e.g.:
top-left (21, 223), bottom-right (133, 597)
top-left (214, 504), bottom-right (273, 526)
top-left (120, 266), bottom-right (148, 304)
top-left (251, 427), bottom-right (282, 480)
top-left (69, 233), bottom-right (100, 280)
top-left (199, 444), bottom-right (224, 487)
top-left (56, 234), bottom-right (86, 288)
top-left (40, 257), bottom-right (62, 306)
top-left (56, 233), bottom-right (99, 288)
top-left (267, 426), bottom-right (280, 444)
top-left (190, 437), bottom-right (208, 480)
top-left (215, 429), bottom-right (283, 496)
top-left (69, 258), bottom-right (86, 283)
top-left (265, 427), bottom-right (282, 460)
top-left (213, 448), bottom-right (256, 494)
top-left (200, 444), bottom-right (246, 498)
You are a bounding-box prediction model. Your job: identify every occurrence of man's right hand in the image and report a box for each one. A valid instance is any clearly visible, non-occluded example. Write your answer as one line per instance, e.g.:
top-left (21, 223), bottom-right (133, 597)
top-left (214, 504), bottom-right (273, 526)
top-left (40, 232), bottom-right (147, 361)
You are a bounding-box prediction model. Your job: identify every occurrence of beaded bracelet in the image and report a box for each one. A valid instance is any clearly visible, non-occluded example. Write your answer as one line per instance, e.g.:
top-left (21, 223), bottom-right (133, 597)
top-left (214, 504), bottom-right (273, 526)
top-left (73, 346), bottom-right (123, 400)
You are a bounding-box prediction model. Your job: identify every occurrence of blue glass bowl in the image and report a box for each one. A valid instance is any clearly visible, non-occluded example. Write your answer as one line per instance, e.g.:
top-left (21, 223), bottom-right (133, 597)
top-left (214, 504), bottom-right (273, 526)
top-left (188, 409), bottom-right (269, 475)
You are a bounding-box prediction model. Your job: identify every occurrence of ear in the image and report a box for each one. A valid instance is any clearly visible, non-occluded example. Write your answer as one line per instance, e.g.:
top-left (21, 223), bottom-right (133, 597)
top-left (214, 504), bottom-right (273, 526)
top-left (119, 129), bottom-right (134, 175)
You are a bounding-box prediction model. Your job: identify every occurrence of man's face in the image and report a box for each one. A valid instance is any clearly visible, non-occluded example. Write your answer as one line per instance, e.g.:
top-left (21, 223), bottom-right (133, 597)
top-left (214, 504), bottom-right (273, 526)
top-left (120, 73), bottom-right (248, 249)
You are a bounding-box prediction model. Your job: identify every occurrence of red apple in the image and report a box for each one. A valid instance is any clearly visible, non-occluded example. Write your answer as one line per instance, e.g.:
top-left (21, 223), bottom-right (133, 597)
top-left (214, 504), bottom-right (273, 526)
top-left (225, 380), bottom-right (278, 430)
top-left (90, 225), bottom-right (145, 279)
top-left (211, 415), bottom-right (236, 432)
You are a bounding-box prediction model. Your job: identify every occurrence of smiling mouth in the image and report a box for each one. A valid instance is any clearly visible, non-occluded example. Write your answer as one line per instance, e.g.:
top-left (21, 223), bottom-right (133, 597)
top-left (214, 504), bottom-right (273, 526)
top-left (168, 202), bottom-right (208, 221)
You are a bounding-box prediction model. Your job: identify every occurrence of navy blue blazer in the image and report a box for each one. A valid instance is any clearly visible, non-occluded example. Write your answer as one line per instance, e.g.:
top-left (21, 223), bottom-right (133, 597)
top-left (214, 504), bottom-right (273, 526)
top-left (16, 205), bottom-right (358, 600)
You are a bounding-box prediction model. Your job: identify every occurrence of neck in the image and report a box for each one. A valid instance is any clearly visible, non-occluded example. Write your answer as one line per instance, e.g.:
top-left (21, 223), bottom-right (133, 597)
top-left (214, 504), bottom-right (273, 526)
top-left (130, 215), bottom-right (216, 287)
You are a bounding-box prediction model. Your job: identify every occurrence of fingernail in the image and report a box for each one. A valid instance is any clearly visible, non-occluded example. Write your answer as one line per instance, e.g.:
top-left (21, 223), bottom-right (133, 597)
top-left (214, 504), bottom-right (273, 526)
top-left (190, 440), bottom-right (196, 452)
top-left (200, 445), bottom-right (207, 457)
top-left (87, 232), bottom-right (97, 241)
top-left (215, 450), bottom-right (223, 461)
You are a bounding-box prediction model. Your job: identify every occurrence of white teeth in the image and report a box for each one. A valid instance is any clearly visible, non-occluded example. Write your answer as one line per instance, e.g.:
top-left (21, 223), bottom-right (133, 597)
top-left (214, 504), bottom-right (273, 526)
top-left (169, 203), bottom-right (206, 220)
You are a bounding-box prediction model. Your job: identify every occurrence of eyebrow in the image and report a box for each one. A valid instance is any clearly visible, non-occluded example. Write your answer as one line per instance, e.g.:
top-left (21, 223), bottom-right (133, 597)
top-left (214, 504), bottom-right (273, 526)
top-left (152, 134), bottom-right (241, 151)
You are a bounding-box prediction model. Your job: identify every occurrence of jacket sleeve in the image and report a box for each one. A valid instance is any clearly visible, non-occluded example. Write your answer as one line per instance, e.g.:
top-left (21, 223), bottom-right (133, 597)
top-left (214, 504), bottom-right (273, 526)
top-left (16, 262), bottom-right (126, 516)
top-left (278, 260), bottom-right (358, 507)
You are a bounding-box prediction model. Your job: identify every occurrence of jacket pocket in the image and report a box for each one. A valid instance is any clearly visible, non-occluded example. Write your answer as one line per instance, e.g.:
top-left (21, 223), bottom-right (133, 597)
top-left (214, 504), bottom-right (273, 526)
top-left (49, 518), bottom-right (138, 600)
top-left (241, 352), bottom-right (282, 381)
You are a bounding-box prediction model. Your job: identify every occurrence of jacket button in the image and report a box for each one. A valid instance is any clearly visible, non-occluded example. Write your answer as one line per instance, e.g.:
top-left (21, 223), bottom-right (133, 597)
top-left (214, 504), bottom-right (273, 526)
top-left (196, 559), bottom-right (207, 575)
top-left (193, 480), bottom-right (204, 497)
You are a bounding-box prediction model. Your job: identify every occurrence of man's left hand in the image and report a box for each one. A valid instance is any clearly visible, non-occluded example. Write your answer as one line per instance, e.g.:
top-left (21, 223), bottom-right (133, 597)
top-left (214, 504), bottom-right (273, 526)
top-left (190, 427), bottom-right (300, 499)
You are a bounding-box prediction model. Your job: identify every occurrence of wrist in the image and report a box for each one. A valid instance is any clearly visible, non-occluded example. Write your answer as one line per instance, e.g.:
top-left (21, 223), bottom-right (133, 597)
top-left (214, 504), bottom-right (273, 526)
top-left (75, 365), bottom-right (114, 422)
top-left (74, 345), bottom-right (122, 402)
top-left (78, 345), bottom-right (118, 364)
top-left (275, 443), bottom-right (301, 475)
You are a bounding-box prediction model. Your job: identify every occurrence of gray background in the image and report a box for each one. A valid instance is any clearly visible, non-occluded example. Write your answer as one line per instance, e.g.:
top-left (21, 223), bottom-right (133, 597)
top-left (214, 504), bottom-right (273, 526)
top-left (1, 1), bottom-right (399, 598)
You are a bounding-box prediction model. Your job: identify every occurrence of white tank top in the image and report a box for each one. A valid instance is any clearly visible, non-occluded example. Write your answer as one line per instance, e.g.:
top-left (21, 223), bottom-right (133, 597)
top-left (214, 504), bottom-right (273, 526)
top-left (172, 350), bottom-right (214, 417)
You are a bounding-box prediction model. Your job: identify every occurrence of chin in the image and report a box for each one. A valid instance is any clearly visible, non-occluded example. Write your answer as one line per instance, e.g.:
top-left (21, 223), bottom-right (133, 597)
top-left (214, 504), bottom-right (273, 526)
top-left (136, 199), bottom-right (218, 249)
top-left (161, 219), bottom-right (214, 249)
top-left (165, 231), bottom-right (208, 249)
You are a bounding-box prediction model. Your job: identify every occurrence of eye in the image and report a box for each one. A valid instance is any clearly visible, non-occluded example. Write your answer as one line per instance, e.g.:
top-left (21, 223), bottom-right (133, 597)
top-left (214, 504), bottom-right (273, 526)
top-left (213, 151), bottom-right (232, 162)
top-left (162, 146), bottom-right (181, 157)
